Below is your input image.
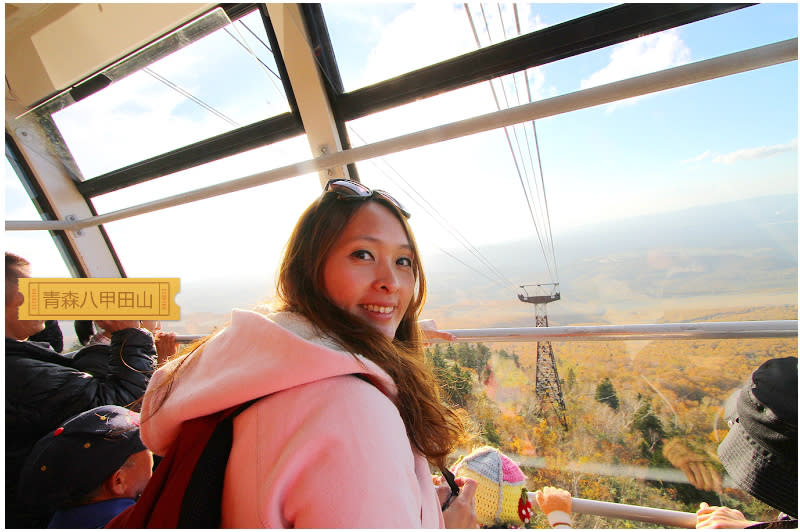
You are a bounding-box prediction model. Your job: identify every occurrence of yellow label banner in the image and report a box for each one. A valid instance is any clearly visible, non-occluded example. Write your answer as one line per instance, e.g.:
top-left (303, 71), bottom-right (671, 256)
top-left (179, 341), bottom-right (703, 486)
top-left (19, 278), bottom-right (180, 320)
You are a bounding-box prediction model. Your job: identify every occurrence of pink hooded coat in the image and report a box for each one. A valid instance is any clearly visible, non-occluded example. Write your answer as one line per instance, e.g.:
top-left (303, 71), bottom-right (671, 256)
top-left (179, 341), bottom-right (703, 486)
top-left (140, 309), bottom-right (445, 528)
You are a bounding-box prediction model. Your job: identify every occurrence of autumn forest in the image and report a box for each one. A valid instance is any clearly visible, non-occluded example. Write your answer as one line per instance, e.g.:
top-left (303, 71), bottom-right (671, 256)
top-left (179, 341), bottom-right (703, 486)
top-left (428, 304), bottom-right (797, 528)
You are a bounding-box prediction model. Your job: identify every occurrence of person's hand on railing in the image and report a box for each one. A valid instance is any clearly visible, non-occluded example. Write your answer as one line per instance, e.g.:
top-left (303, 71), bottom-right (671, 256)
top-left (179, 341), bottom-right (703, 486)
top-left (535, 486), bottom-right (573, 528)
top-left (695, 502), bottom-right (758, 528)
top-left (140, 320), bottom-right (178, 366)
top-left (154, 331), bottom-right (178, 366)
top-left (418, 319), bottom-right (456, 343)
top-left (663, 439), bottom-right (722, 493)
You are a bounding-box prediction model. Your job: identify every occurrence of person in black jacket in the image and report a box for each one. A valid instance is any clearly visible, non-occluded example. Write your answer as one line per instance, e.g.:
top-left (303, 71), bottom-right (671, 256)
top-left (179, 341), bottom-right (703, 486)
top-left (5, 252), bottom-right (157, 528)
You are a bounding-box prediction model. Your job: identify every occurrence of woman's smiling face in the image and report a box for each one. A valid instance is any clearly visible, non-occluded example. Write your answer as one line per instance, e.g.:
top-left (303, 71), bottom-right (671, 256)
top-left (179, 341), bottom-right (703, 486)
top-left (322, 201), bottom-right (415, 338)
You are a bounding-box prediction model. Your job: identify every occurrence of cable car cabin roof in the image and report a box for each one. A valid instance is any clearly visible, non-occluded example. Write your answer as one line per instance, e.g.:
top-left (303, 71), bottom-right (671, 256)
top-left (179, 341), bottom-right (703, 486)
top-left (5, 3), bottom-right (216, 110)
top-left (518, 292), bottom-right (561, 304)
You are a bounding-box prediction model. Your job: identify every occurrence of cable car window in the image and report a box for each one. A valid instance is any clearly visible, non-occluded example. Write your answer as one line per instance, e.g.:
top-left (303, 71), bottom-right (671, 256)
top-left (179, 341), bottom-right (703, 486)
top-left (91, 159), bottom-right (322, 325)
top-left (337, 5), bottom-right (795, 522)
top-left (4, 158), bottom-right (71, 278)
top-left (47, 9), bottom-right (289, 181)
top-left (89, 135), bottom-right (313, 212)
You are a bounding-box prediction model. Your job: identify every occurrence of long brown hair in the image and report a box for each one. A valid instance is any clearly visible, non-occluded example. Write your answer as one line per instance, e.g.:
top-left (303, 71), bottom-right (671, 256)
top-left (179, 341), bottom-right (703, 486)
top-left (151, 190), bottom-right (464, 469)
top-left (275, 191), bottom-right (465, 468)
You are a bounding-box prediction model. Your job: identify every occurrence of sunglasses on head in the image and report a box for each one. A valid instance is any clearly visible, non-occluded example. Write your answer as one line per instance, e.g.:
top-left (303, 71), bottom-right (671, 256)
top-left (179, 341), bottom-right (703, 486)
top-left (323, 179), bottom-right (411, 219)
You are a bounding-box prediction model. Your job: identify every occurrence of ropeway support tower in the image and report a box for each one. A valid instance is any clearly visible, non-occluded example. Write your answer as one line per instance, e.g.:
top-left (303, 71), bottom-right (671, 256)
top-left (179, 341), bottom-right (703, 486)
top-left (518, 283), bottom-right (568, 430)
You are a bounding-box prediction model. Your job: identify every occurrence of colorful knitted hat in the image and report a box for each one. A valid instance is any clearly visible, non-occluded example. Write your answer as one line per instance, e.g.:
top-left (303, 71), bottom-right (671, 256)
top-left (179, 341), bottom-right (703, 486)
top-left (451, 446), bottom-right (531, 526)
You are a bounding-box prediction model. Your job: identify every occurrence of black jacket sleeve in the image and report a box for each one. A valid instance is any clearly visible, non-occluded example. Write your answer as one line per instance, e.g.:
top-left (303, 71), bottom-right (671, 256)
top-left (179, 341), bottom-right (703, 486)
top-left (6, 327), bottom-right (156, 446)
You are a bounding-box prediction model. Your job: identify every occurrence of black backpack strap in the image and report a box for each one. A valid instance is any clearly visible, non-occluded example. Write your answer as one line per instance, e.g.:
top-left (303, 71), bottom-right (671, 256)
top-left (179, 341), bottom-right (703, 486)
top-left (177, 397), bottom-right (262, 528)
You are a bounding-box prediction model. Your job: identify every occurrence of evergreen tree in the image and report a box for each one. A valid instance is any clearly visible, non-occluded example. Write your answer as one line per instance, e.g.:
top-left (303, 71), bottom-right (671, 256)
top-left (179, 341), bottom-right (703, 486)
top-left (432, 361), bottom-right (472, 408)
top-left (430, 348), bottom-right (446, 369)
top-left (483, 418), bottom-right (502, 447)
top-left (476, 343), bottom-right (491, 372)
top-left (456, 343), bottom-right (478, 371)
top-left (595, 377), bottom-right (620, 410)
top-left (445, 344), bottom-right (457, 360)
top-left (447, 363), bottom-right (473, 407)
top-left (633, 398), bottom-right (665, 460)
top-left (566, 367), bottom-right (577, 389)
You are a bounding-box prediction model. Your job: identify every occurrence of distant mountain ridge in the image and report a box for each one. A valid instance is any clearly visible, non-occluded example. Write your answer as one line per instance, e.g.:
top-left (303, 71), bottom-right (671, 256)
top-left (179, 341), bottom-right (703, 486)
top-left (423, 194), bottom-right (797, 326)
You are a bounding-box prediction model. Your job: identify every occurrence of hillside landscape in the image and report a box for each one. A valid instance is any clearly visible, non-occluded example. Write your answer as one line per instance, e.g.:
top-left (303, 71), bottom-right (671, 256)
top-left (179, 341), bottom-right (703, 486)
top-left (422, 194), bottom-right (796, 329)
top-left (430, 305), bottom-right (796, 528)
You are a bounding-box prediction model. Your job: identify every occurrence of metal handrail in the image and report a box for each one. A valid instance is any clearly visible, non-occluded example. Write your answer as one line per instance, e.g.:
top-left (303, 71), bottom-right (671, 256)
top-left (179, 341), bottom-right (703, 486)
top-left (174, 319), bottom-right (797, 343)
top-left (568, 498), bottom-right (697, 528)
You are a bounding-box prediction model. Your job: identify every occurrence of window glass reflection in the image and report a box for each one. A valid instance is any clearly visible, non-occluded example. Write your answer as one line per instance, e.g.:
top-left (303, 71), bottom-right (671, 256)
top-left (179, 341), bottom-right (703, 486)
top-left (50, 9), bottom-right (289, 180)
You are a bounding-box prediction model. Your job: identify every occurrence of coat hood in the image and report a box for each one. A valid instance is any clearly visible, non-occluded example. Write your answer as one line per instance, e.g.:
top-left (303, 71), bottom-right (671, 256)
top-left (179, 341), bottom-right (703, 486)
top-left (140, 309), bottom-right (397, 455)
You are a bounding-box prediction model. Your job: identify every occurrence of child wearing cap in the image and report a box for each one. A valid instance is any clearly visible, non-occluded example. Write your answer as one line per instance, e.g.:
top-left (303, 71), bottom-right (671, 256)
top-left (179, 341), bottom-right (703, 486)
top-left (16, 405), bottom-right (153, 528)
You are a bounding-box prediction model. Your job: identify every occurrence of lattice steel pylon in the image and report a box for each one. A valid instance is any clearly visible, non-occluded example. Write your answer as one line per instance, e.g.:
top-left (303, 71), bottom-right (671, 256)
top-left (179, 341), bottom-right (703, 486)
top-left (518, 284), bottom-right (568, 430)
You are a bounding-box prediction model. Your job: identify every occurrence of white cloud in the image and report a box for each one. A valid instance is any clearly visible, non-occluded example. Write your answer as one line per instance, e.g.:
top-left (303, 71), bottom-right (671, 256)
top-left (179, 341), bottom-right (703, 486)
top-left (680, 150), bottom-right (712, 165)
top-left (359, 4), bottom-right (475, 88)
top-left (712, 138), bottom-right (798, 164)
top-left (581, 30), bottom-right (691, 111)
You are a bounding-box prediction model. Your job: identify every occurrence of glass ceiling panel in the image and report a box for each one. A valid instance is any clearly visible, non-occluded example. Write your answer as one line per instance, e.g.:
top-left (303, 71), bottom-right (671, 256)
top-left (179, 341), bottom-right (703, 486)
top-left (89, 135), bottom-right (312, 213)
top-left (336, 4), bottom-right (797, 139)
top-left (322, 3), bottom-right (612, 92)
top-left (48, 9), bottom-right (289, 181)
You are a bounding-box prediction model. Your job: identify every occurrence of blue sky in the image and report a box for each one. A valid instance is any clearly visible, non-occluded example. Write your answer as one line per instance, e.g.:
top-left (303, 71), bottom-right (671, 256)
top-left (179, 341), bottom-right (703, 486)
top-left (5, 3), bottom-right (798, 311)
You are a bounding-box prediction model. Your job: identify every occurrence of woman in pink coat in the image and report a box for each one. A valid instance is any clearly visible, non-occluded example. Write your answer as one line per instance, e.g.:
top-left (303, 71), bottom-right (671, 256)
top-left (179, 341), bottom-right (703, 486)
top-left (140, 179), bottom-right (478, 528)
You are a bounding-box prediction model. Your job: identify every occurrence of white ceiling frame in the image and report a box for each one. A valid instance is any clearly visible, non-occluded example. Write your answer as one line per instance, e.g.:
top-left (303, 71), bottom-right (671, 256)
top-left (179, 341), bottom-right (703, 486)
top-left (5, 99), bottom-right (123, 277)
top-left (266, 3), bottom-right (350, 187)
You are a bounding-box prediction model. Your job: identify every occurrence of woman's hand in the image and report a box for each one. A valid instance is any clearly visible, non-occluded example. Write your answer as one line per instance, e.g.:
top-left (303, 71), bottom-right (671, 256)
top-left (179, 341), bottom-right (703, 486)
top-left (435, 476), bottom-right (479, 528)
top-left (696, 502), bottom-right (758, 528)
